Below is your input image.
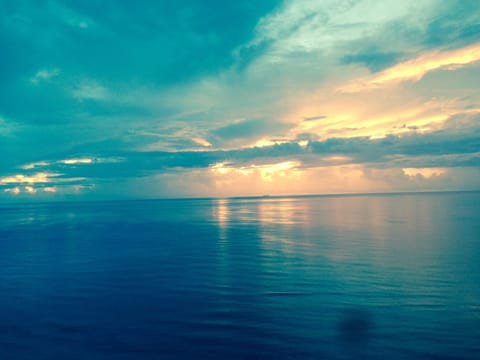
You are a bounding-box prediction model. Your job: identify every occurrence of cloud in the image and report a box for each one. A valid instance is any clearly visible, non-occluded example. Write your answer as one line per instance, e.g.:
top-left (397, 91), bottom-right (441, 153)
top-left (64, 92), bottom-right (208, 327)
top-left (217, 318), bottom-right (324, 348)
top-left (192, 138), bottom-right (212, 147)
top-left (1, 1), bottom-right (480, 200)
top-left (3, 117), bottom-right (478, 185)
top-left (19, 157), bottom-right (108, 170)
top-left (211, 160), bottom-right (302, 182)
top-left (1, 1), bottom-right (280, 85)
top-left (48, 1), bottom-right (95, 30)
top-left (403, 167), bottom-right (447, 178)
top-left (308, 125), bottom-right (480, 166)
top-left (71, 80), bottom-right (109, 100)
top-left (244, 0), bottom-right (439, 63)
top-left (303, 115), bottom-right (327, 122)
top-left (25, 185), bottom-right (36, 193)
top-left (30, 68), bottom-right (60, 84)
top-left (0, 172), bottom-right (60, 185)
top-left (0, 0), bottom-right (281, 126)
top-left (341, 52), bottom-right (403, 72)
top-left (4, 187), bottom-right (21, 195)
top-left (422, 1), bottom-right (480, 48)
top-left (59, 158), bottom-right (93, 165)
top-left (211, 118), bottom-right (291, 146)
top-left (0, 115), bottom-right (20, 137)
top-left (340, 43), bottom-right (480, 92)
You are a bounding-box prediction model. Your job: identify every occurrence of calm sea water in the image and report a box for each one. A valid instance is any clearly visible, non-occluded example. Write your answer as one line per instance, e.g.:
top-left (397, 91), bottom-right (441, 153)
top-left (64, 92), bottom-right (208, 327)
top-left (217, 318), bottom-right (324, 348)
top-left (0, 192), bottom-right (479, 359)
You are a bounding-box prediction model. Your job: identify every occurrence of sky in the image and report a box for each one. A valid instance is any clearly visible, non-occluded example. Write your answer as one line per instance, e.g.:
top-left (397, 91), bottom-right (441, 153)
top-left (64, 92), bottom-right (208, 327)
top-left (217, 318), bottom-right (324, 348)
top-left (1, 0), bottom-right (480, 201)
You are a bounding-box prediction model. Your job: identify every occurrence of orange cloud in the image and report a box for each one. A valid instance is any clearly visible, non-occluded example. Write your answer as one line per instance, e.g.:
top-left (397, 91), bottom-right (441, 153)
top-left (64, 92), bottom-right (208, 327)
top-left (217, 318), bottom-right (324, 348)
top-left (210, 161), bottom-right (302, 182)
top-left (341, 43), bottom-right (480, 92)
top-left (0, 172), bottom-right (60, 184)
top-left (25, 186), bottom-right (37, 194)
top-left (192, 137), bottom-right (212, 147)
top-left (4, 187), bottom-right (21, 195)
top-left (403, 167), bottom-right (448, 178)
top-left (288, 97), bottom-right (468, 141)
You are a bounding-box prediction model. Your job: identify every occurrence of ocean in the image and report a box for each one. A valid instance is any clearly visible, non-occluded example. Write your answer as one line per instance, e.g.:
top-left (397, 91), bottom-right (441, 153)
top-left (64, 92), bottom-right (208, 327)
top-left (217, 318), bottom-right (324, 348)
top-left (0, 192), bottom-right (479, 359)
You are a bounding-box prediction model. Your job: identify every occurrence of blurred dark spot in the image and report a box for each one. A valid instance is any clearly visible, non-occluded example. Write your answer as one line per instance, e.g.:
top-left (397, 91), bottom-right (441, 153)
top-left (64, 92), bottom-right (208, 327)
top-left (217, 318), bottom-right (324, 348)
top-left (338, 309), bottom-right (372, 343)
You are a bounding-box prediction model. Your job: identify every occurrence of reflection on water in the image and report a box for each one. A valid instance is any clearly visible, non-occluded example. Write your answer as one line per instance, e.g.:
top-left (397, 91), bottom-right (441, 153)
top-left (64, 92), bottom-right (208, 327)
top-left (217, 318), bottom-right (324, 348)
top-left (0, 193), bottom-right (479, 359)
top-left (215, 199), bottom-right (229, 223)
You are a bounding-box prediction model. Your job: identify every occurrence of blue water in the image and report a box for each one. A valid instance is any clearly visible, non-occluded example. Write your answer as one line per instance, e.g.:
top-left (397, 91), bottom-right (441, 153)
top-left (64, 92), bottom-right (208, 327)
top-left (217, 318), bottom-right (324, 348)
top-left (0, 192), bottom-right (479, 359)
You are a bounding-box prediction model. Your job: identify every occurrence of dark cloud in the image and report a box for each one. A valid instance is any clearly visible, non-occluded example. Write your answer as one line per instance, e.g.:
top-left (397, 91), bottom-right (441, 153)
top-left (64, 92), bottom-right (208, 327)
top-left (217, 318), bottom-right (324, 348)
top-left (422, 0), bottom-right (480, 48)
top-left (309, 127), bottom-right (480, 164)
top-left (0, 0), bottom-right (281, 125)
top-left (3, 124), bottom-right (479, 189)
top-left (210, 119), bottom-right (291, 142)
top-left (338, 0), bottom-right (480, 74)
top-left (341, 52), bottom-right (402, 72)
top-left (1, 0), bottom-right (281, 84)
top-left (303, 115), bottom-right (327, 121)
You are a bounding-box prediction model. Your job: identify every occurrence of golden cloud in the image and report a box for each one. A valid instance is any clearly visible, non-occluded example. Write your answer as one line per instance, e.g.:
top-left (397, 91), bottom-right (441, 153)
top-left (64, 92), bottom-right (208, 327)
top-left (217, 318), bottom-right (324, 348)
top-left (340, 43), bottom-right (480, 92)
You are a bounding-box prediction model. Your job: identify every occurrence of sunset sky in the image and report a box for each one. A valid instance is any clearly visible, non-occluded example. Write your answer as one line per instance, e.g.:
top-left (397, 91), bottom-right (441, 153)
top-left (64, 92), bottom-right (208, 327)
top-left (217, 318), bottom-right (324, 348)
top-left (1, 0), bottom-right (480, 200)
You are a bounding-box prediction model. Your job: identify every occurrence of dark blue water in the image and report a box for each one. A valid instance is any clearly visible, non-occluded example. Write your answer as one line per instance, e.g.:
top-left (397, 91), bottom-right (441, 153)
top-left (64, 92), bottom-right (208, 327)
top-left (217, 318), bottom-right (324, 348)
top-left (1, 193), bottom-right (479, 359)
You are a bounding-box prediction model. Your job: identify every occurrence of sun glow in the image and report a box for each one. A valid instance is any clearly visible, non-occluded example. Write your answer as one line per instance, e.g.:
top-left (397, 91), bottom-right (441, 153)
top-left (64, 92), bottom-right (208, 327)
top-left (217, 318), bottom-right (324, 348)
top-left (210, 161), bottom-right (302, 182)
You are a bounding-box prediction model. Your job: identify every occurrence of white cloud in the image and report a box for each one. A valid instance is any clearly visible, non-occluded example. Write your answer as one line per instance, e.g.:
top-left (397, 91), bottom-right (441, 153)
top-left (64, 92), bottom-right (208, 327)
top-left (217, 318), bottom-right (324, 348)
top-left (245, 0), bottom-right (437, 64)
top-left (59, 158), bottom-right (93, 165)
top-left (0, 115), bottom-right (21, 137)
top-left (72, 80), bottom-right (109, 100)
top-left (20, 161), bottom-right (50, 170)
top-left (30, 68), bottom-right (60, 84)
top-left (192, 138), bottom-right (212, 147)
top-left (47, 1), bottom-right (95, 30)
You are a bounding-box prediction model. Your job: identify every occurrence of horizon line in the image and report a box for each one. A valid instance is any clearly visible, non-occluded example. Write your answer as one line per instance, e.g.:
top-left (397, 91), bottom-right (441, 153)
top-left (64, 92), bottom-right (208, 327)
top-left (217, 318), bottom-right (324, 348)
top-left (1, 189), bottom-right (479, 206)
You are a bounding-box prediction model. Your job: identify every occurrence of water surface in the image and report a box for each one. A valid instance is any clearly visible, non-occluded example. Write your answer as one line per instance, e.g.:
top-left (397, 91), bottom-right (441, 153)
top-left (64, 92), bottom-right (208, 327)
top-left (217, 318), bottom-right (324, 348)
top-left (0, 192), bottom-right (479, 359)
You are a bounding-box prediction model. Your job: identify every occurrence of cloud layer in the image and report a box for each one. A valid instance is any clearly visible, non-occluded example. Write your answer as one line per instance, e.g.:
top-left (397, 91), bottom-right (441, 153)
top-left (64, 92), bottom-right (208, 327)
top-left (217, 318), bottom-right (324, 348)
top-left (1, 0), bottom-right (480, 200)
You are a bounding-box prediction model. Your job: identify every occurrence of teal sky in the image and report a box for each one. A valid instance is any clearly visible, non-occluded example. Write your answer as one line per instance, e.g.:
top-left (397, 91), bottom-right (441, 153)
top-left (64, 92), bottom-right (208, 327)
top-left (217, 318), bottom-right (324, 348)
top-left (1, 0), bottom-right (480, 200)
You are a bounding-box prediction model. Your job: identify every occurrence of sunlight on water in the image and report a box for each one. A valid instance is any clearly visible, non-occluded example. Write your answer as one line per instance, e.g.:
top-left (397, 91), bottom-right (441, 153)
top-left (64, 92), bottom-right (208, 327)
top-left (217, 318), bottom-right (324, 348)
top-left (0, 193), bottom-right (479, 359)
